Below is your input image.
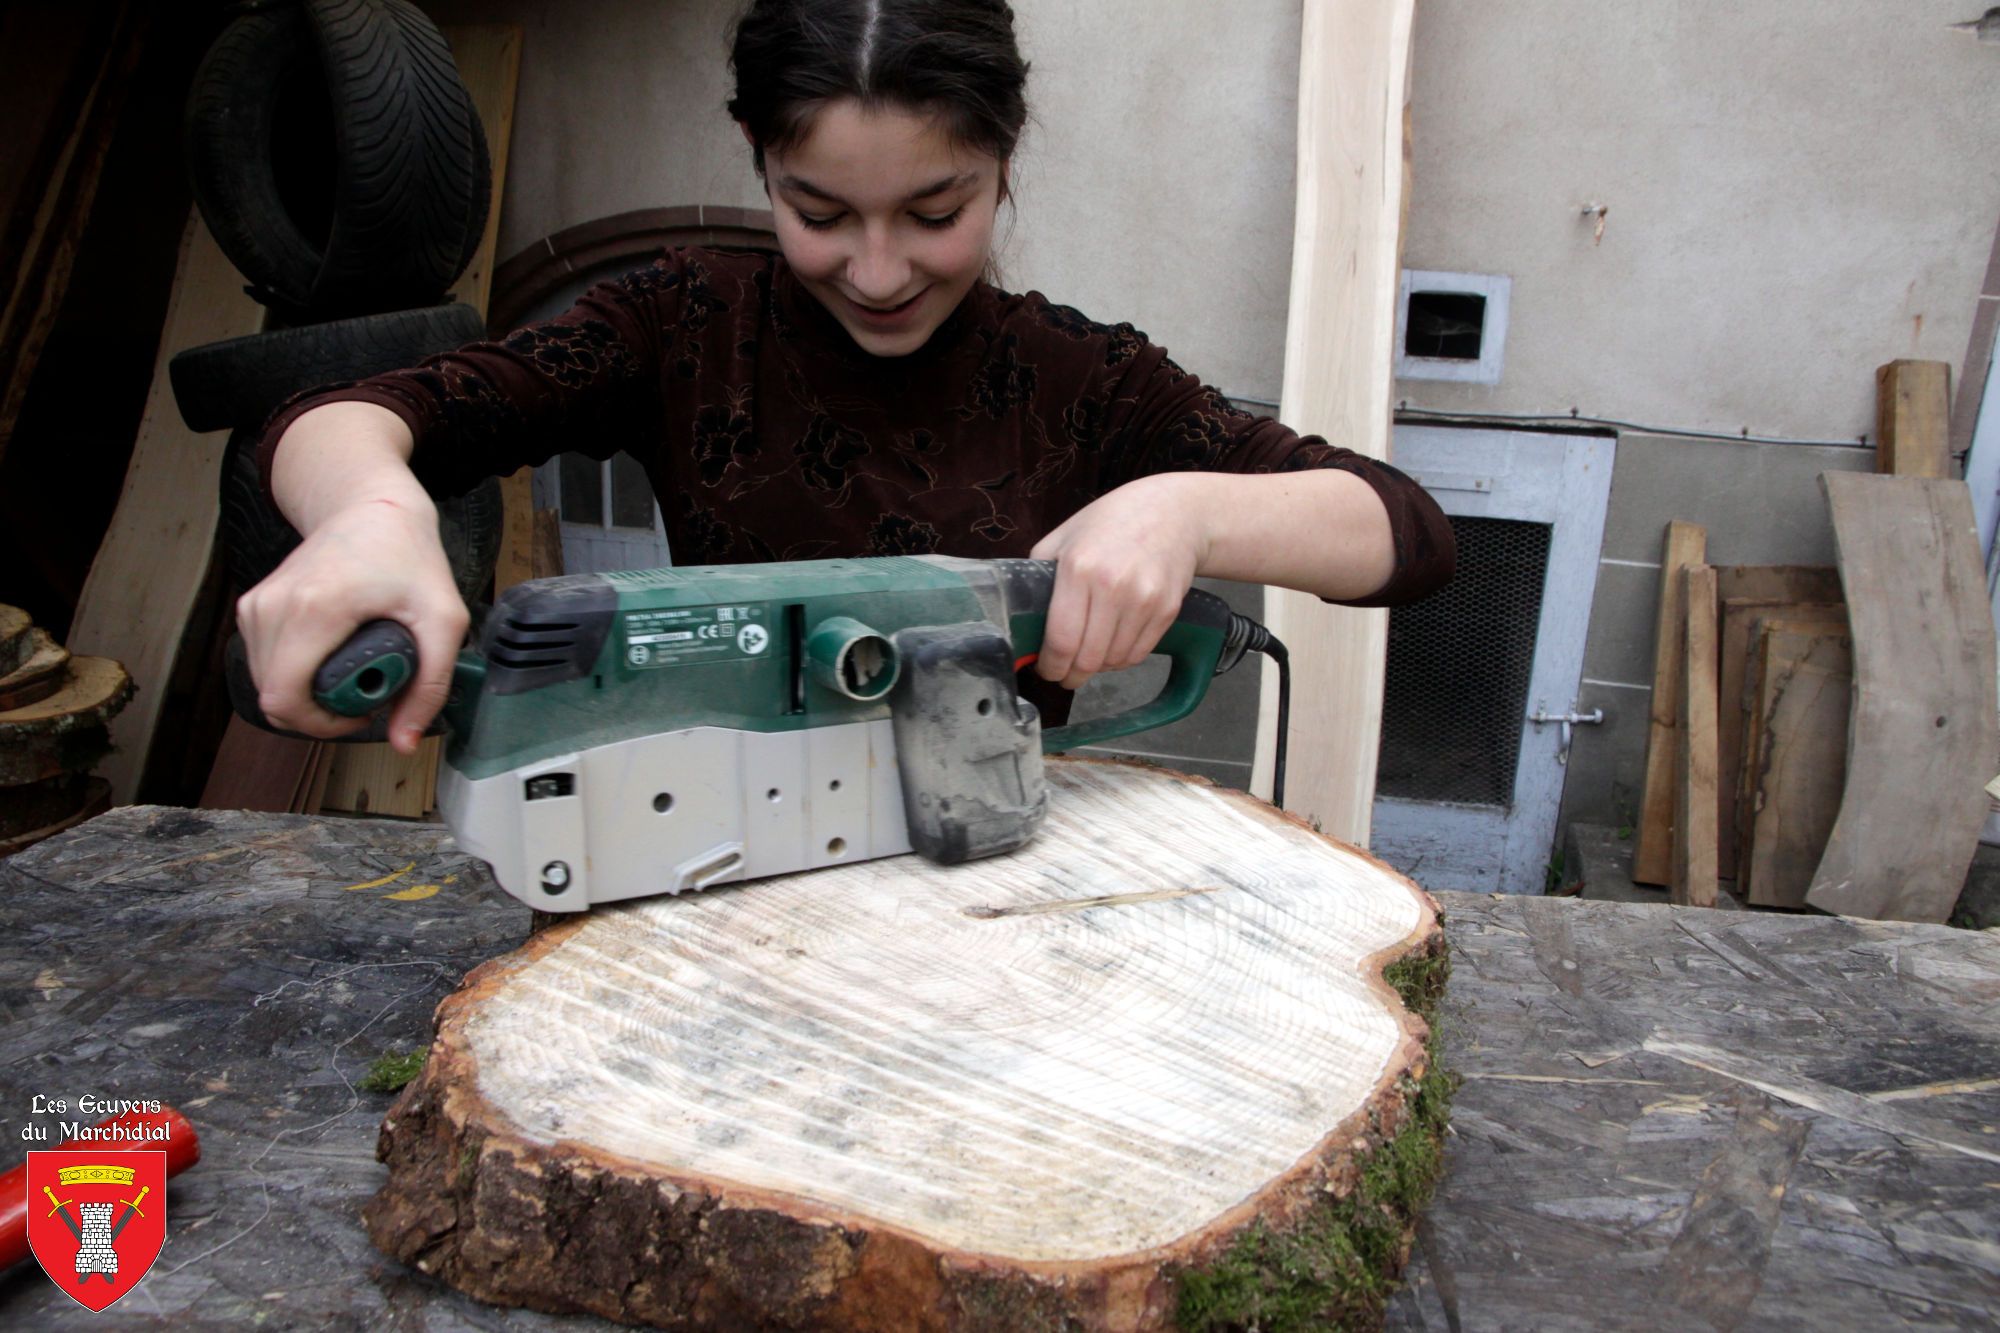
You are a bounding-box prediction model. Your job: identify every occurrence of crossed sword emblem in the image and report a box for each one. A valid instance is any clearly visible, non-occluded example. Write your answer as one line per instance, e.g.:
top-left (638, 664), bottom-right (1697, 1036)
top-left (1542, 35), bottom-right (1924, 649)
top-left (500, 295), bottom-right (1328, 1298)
top-left (42, 1183), bottom-right (149, 1281)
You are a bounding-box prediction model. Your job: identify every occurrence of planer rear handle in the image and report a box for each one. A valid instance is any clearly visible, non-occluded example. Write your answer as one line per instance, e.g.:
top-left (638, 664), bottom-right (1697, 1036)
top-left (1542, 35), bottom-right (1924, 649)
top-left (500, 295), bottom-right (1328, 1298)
top-left (988, 559), bottom-right (1235, 753)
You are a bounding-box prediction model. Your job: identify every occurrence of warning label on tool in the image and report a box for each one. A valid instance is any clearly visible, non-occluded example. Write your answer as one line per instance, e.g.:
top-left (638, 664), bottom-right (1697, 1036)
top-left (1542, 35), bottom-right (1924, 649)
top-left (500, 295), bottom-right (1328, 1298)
top-left (622, 605), bottom-right (770, 668)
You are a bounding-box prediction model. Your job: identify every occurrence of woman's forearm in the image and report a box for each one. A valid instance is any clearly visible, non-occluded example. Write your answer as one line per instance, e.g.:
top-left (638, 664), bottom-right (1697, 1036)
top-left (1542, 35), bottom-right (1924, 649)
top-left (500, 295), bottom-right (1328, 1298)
top-left (1180, 468), bottom-right (1396, 601)
top-left (271, 401), bottom-right (430, 535)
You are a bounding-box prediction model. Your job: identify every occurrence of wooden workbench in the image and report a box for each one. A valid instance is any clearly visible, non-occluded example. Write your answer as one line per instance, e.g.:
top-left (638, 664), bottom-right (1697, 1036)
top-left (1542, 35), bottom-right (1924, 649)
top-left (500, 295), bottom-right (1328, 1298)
top-left (1, 807), bottom-right (1995, 1329)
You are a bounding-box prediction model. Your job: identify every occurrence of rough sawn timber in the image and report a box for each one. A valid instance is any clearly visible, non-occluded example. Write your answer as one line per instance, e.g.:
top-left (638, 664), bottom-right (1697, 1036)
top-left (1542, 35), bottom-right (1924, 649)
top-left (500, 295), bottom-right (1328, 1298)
top-left (366, 759), bottom-right (1445, 1331)
top-left (1809, 474), bottom-right (1999, 921)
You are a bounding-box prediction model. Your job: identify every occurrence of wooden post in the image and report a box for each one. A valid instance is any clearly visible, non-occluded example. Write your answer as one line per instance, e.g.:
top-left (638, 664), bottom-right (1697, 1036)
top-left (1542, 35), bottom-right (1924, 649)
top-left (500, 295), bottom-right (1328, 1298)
top-left (1249, 0), bottom-right (1415, 844)
top-left (1875, 360), bottom-right (1951, 479)
top-left (1672, 564), bottom-right (1719, 908)
top-left (1632, 521), bottom-right (1707, 884)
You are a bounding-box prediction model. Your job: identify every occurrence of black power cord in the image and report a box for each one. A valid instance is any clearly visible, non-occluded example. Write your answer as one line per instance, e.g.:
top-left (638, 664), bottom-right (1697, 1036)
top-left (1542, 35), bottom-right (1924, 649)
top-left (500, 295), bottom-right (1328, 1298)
top-left (1218, 614), bottom-right (1291, 810)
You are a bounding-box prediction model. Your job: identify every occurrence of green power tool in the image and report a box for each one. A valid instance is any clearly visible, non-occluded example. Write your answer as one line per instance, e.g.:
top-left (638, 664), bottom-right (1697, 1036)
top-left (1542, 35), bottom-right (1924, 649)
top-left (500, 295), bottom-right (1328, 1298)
top-left (231, 555), bottom-right (1290, 911)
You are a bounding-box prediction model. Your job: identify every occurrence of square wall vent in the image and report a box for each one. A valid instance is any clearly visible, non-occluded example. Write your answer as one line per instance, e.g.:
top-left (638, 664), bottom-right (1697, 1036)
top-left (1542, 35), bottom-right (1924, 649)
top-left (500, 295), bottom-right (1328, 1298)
top-left (1395, 270), bottom-right (1511, 385)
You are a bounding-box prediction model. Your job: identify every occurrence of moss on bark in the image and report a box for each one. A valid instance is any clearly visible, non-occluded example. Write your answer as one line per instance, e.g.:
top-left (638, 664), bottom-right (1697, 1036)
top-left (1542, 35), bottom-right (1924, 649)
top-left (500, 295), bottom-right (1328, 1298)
top-left (1172, 933), bottom-right (1456, 1332)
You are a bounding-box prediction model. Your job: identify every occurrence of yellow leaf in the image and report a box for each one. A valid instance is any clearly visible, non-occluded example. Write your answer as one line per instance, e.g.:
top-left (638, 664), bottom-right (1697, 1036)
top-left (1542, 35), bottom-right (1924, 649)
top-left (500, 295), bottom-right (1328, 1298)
top-left (383, 883), bottom-right (440, 902)
top-left (343, 863), bottom-right (415, 892)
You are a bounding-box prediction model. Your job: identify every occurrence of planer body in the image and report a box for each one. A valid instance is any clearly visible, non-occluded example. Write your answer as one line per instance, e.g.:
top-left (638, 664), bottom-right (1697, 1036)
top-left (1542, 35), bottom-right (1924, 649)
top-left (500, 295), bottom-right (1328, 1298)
top-left (417, 556), bottom-right (1236, 911)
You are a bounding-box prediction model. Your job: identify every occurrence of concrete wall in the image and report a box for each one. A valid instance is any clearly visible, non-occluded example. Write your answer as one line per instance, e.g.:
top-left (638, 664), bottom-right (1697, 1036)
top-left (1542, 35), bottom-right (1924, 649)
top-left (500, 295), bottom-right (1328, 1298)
top-left (1399, 0), bottom-right (2000, 441)
top-left (424, 0), bottom-right (1303, 403)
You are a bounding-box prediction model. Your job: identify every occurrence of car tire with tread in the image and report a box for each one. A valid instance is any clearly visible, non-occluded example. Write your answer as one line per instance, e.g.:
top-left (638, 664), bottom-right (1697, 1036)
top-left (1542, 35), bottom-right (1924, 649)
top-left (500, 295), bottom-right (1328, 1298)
top-left (184, 0), bottom-right (490, 319)
top-left (170, 303), bottom-right (487, 433)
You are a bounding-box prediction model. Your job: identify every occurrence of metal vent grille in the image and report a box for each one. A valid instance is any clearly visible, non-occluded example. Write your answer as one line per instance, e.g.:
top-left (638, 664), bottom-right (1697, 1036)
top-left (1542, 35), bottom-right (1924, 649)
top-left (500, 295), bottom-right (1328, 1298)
top-left (1377, 515), bottom-right (1552, 806)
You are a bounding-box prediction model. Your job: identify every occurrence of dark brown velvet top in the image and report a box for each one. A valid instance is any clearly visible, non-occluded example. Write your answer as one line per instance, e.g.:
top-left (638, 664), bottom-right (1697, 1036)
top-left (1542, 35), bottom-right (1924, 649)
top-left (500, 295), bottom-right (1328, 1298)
top-left (259, 246), bottom-right (1453, 604)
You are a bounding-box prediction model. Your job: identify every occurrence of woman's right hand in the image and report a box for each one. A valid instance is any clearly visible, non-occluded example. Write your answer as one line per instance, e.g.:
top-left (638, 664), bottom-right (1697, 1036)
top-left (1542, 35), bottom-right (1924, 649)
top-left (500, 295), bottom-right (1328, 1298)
top-left (234, 493), bottom-right (470, 755)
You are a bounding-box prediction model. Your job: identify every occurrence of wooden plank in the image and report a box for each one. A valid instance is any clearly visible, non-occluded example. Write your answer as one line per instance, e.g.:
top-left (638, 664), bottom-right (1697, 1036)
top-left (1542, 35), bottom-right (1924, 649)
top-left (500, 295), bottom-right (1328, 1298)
top-left (65, 213), bottom-right (266, 804)
top-left (298, 742), bottom-right (335, 815)
top-left (1672, 565), bottom-right (1719, 908)
top-left (1732, 609), bottom-right (1848, 889)
top-left (495, 468), bottom-right (536, 592)
top-left (1733, 617), bottom-right (1782, 896)
top-left (318, 742), bottom-right (437, 817)
top-left (529, 506), bottom-right (565, 580)
top-left (1741, 627), bottom-right (1852, 909)
top-left (1712, 564), bottom-right (1843, 606)
top-left (1702, 565), bottom-right (1840, 878)
top-left (1250, 0), bottom-right (1414, 844)
top-left (0, 3), bottom-right (144, 466)
top-left (1716, 596), bottom-right (1846, 876)
top-left (460, 26), bottom-right (535, 598)
top-left (319, 24), bottom-right (521, 820)
top-left (441, 25), bottom-right (518, 320)
top-left (1809, 475), bottom-right (1998, 922)
top-left (1875, 359), bottom-right (1951, 480)
top-left (1632, 521), bottom-right (1707, 884)
top-left (199, 717), bottom-right (319, 813)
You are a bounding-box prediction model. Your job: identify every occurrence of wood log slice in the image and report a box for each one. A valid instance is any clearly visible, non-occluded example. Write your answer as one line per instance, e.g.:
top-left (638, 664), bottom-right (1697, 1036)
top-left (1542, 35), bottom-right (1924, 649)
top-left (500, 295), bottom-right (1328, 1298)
top-left (368, 759), bottom-right (1450, 1331)
top-left (0, 626), bottom-right (71, 711)
top-left (0, 725), bottom-right (112, 788)
top-left (0, 656), bottom-right (132, 787)
top-left (0, 773), bottom-right (92, 839)
top-left (0, 604), bottom-right (30, 675)
top-left (0, 654), bottom-right (132, 734)
top-left (0, 776), bottom-right (109, 856)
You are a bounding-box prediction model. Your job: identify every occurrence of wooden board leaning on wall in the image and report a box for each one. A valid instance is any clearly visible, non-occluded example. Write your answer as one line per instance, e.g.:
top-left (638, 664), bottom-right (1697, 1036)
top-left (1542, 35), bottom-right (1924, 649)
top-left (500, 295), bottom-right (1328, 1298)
top-left (1632, 522), bottom-right (1707, 885)
top-left (1808, 474), bottom-right (1997, 923)
top-left (1738, 621), bottom-right (1852, 909)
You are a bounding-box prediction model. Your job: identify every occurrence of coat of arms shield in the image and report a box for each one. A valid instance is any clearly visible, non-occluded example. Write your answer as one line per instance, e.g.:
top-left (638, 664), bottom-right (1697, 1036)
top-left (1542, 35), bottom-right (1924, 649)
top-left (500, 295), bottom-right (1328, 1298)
top-left (25, 1149), bottom-right (168, 1312)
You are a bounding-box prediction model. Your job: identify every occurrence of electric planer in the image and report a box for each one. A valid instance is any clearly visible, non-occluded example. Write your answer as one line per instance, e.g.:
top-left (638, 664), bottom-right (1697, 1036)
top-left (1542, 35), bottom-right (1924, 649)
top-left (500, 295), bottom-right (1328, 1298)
top-left (230, 556), bottom-right (1290, 911)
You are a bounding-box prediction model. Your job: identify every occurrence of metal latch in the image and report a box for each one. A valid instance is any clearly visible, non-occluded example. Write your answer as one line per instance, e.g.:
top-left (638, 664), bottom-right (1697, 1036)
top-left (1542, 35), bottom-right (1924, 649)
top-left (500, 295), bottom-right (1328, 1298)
top-left (1528, 701), bottom-right (1604, 765)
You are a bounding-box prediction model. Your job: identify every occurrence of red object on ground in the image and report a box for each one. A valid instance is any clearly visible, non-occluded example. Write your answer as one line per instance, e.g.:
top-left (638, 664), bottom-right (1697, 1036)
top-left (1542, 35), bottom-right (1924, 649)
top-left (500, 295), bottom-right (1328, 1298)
top-left (0, 1108), bottom-right (199, 1271)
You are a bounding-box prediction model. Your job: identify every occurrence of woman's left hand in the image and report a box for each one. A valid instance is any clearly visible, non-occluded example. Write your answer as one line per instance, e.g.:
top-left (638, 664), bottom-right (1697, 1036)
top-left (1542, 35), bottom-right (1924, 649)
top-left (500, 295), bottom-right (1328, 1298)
top-left (1028, 473), bottom-right (1208, 690)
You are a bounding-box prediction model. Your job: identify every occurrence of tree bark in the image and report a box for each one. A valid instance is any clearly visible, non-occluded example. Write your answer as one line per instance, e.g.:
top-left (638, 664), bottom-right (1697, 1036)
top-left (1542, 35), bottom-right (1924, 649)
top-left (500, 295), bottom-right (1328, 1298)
top-left (368, 758), bottom-right (1448, 1330)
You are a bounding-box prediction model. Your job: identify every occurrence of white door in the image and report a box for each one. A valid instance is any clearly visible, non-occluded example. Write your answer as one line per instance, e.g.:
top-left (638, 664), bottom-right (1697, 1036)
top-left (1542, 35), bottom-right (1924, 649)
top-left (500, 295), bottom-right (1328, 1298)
top-left (533, 451), bottom-right (671, 574)
top-left (1369, 426), bottom-right (1614, 894)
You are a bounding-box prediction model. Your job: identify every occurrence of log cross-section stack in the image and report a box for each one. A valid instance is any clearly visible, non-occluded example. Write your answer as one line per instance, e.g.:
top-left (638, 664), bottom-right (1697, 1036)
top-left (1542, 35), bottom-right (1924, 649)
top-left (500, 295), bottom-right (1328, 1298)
top-left (366, 759), bottom-right (1449, 1331)
top-left (0, 603), bottom-right (127, 853)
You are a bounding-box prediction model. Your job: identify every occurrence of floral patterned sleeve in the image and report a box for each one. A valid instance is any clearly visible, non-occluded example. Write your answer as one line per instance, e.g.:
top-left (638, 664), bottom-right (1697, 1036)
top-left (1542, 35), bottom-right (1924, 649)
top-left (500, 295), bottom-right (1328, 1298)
top-left (253, 256), bottom-right (693, 504)
top-left (1090, 336), bottom-right (1455, 607)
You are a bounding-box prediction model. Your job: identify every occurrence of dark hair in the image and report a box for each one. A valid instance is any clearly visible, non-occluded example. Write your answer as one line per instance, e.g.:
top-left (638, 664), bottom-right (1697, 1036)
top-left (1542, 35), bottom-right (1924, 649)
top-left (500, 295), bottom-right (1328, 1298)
top-left (727, 0), bottom-right (1029, 176)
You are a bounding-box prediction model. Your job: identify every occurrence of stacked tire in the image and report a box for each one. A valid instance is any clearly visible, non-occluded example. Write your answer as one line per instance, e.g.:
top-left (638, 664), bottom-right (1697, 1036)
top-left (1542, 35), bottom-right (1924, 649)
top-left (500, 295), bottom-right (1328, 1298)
top-left (171, 0), bottom-right (500, 604)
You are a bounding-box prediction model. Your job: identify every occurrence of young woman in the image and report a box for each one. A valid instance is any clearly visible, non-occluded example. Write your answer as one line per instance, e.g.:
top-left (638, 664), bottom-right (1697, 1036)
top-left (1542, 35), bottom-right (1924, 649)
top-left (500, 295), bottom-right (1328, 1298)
top-left (240, 0), bottom-right (1454, 753)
